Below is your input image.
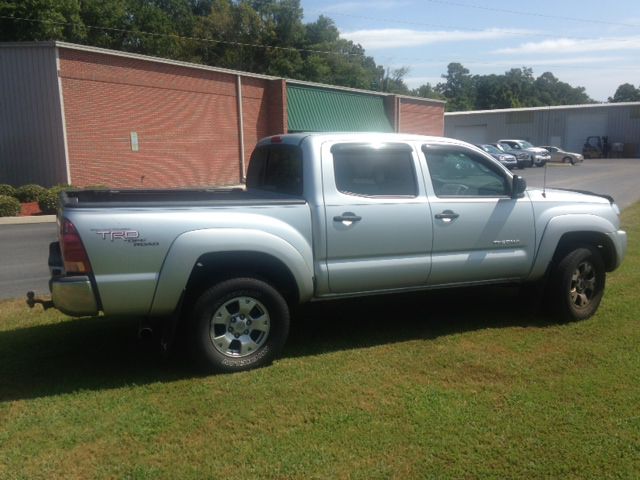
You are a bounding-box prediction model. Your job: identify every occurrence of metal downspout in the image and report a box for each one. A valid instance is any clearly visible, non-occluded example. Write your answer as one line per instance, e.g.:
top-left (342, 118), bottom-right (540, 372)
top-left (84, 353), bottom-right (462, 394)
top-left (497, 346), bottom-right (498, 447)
top-left (237, 75), bottom-right (246, 183)
top-left (55, 46), bottom-right (72, 184)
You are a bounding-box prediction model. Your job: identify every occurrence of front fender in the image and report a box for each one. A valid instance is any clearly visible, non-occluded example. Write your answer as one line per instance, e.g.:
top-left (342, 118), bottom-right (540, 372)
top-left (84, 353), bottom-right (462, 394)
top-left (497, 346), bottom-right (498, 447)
top-left (149, 228), bottom-right (314, 316)
top-left (528, 214), bottom-right (620, 280)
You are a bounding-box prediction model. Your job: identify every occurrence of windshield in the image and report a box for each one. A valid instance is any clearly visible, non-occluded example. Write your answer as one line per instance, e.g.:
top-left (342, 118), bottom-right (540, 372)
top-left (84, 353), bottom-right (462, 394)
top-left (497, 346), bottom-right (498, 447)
top-left (480, 144), bottom-right (501, 154)
top-left (519, 141), bottom-right (535, 148)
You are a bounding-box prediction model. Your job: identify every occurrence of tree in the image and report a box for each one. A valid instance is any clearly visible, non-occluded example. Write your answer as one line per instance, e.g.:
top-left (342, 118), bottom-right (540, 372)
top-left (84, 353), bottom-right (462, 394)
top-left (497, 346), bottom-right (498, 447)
top-left (411, 83), bottom-right (444, 100)
top-left (380, 66), bottom-right (410, 94)
top-left (0, 0), bottom-right (85, 42)
top-left (436, 63), bottom-right (475, 111)
top-left (609, 83), bottom-right (640, 103)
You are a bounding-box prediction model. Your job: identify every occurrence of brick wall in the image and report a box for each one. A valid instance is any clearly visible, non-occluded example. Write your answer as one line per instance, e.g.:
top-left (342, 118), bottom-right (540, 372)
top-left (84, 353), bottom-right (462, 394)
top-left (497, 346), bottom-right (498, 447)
top-left (59, 48), bottom-right (277, 188)
top-left (399, 99), bottom-right (444, 136)
top-left (56, 47), bottom-right (445, 188)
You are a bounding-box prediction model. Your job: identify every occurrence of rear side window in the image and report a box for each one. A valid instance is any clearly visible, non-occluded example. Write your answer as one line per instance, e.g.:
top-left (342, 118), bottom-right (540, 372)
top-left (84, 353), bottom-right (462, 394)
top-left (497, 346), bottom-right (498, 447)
top-left (332, 143), bottom-right (417, 197)
top-left (246, 145), bottom-right (303, 196)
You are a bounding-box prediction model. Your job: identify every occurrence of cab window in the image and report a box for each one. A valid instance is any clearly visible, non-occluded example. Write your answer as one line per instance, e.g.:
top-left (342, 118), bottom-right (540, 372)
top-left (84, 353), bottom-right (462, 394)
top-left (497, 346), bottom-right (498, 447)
top-left (422, 145), bottom-right (509, 197)
top-left (332, 143), bottom-right (417, 197)
top-left (246, 145), bottom-right (303, 196)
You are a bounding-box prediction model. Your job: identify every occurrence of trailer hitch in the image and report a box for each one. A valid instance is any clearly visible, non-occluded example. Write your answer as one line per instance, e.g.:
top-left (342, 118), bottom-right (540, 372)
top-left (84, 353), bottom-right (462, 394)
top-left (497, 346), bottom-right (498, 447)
top-left (26, 291), bottom-right (54, 310)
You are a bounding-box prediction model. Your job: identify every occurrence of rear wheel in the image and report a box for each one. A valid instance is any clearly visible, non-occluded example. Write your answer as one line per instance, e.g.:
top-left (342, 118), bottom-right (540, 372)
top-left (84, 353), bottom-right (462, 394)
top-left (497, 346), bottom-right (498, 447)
top-left (548, 247), bottom-right (605, 321)
top-left (190, 278), bottom-right (290, 373)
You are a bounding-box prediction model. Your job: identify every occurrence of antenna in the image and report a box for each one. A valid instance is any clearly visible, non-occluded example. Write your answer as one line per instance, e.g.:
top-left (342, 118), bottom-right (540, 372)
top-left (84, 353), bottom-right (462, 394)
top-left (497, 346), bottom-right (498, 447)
top-left (542, 160), bottom-right (548, 198)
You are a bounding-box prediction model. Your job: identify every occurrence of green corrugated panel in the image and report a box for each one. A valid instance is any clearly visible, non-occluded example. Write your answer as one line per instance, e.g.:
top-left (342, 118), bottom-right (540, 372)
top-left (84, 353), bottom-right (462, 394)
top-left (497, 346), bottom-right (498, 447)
top-left (287, 85), bottom-right (393, 132)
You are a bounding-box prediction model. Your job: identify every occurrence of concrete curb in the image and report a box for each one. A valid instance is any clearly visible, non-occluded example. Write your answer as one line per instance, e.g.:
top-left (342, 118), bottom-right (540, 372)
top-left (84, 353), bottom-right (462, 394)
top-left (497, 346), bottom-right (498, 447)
top-left (0, 215), bottom-right (56, 225)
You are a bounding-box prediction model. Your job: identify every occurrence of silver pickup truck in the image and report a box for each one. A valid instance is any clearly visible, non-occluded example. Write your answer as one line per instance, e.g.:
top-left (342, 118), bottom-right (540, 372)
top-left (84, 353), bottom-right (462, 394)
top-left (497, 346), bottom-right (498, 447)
top-left (33, 133), bottom-right (627, 373)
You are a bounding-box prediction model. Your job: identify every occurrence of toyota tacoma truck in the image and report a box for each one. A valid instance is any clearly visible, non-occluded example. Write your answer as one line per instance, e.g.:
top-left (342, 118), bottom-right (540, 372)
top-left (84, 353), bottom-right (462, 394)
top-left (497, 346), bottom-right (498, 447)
top-left (31, 133), bottom-right (627, 373)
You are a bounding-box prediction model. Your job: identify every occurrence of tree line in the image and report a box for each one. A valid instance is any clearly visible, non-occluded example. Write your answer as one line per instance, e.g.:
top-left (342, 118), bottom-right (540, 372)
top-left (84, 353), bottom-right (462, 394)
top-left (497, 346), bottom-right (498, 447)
top-left (1, 0), bottom-right (636, 111)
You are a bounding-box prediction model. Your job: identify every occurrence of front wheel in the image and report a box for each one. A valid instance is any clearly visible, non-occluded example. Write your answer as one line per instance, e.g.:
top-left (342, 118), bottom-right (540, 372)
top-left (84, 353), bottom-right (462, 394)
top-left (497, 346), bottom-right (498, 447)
top-left (190, 278), bottom-right (290, 373)
top-left (563, 156), bottom-right (575, 165)
top-left (547, 247), bottom-right (605, 321)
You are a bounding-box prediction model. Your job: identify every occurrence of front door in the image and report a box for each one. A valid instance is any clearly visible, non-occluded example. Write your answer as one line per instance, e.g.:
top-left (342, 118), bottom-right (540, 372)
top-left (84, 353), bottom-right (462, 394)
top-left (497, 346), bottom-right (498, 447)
top-left (421, 144), bottom-right (535, 285)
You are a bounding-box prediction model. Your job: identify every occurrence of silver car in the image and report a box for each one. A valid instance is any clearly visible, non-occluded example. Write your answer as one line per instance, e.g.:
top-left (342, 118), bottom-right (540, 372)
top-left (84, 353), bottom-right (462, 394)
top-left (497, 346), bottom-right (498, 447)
top-left (540, 146), bottom-right (584, 165)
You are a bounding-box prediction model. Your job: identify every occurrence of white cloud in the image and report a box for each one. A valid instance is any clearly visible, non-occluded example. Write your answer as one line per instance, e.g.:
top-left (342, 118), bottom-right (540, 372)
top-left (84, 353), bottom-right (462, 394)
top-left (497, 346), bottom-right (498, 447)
top-left (404, 76), bottom-right (443, 89)
top-left (320, 1), bottom-right (411, 13)
top-left (342, 28), bottom-right (534, 49)
top-left (494, 36), bottom-right (640, 55)
top-left (556, 65), bottom-right (640, 101)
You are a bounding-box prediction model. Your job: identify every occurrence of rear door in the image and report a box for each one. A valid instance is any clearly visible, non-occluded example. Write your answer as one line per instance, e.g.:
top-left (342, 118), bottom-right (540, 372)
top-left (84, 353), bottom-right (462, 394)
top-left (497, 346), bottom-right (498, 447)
top-left (421, 144), bottom-right (535, 285)
top-left (322, 142), bottom-right (432, 294)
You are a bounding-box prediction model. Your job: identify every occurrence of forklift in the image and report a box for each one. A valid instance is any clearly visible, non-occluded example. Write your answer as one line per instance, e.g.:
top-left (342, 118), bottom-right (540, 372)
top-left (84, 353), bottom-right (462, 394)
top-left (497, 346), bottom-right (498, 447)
top-left (583, 136), bottom-right (609, 159)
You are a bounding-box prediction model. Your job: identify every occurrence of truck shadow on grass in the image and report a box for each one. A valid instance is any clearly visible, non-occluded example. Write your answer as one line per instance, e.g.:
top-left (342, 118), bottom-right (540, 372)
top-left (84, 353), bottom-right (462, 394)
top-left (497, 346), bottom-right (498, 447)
top-left (1, 286), bottom-right (553, 402)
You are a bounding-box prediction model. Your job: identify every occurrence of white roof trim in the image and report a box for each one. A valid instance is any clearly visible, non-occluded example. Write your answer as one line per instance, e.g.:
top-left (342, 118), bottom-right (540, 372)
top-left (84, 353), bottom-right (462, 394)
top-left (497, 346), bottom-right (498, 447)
top-left (287, 79), bottom-right (445, 104)
top-left (445, 102), bottom-right (640, 116)
top-left (2, 41), bottom-right (444, 105)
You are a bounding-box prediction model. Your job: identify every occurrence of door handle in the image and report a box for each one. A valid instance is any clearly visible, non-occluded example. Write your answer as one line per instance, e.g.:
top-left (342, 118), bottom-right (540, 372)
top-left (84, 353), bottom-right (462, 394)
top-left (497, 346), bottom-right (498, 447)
top-left (333, 212), bottom-right (362, 225)
top-left (435, 210), bottom-right (459, 222)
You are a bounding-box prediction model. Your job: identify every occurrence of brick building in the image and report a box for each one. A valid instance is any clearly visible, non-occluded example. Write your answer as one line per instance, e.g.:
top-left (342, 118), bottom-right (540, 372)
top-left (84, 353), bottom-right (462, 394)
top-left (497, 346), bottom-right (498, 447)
top-left (0, 42), bottom-right (445, 188)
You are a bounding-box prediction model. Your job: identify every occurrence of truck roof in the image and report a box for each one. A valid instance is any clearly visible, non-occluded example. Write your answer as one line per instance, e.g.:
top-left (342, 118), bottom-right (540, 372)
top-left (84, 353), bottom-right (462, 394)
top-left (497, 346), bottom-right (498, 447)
top-left (256, 132), bottom-right (470, 148)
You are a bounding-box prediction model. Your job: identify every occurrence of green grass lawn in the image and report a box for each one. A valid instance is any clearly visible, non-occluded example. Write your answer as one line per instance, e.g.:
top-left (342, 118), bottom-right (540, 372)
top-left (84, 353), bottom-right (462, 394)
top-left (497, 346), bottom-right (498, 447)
top-left (1, 205), bottom-right (639, 479)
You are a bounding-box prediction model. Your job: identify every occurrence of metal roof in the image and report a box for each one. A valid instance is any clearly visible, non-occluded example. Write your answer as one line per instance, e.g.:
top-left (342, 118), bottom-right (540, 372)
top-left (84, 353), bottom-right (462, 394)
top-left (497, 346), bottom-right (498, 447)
top-left (287, 85), bottom-right (394, 133)
top-left (445, 102), bottom-right (640, 116)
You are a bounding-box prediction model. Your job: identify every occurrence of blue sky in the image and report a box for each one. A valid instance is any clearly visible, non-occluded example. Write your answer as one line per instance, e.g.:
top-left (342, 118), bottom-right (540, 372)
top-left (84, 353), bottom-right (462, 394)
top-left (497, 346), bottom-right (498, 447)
top-left (299, 0), bottom-right (640, 101)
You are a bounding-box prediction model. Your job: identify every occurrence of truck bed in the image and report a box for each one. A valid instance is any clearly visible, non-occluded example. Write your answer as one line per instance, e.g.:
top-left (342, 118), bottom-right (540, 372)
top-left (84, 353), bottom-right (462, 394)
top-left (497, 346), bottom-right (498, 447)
top-left (61, 188), bottom-right (306, 208)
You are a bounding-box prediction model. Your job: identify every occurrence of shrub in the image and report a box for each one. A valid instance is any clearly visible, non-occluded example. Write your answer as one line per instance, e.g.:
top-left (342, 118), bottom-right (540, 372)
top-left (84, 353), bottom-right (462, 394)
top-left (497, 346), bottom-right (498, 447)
top-left (15, 184), bottom-right (47, 202)
top-left (0, 195), bottom-right (21, 217)
top-left (38, 185), bottom-right (75, 214)
top-left (0, 184), bottom-right (16, 197)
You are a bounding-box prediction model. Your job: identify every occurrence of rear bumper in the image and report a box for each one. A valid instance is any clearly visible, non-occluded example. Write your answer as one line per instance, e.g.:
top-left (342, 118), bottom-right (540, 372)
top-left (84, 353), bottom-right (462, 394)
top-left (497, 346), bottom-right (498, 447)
top-left (50, 276), bottom-right (99, 316)
top-left (48, 241), bottom-right (99, 316)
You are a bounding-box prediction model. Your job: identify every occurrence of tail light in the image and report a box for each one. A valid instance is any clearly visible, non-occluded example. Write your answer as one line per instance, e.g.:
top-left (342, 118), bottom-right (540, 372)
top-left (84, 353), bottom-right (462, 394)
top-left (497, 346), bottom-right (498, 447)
top-left (60, 219), bottom-right (92, 274)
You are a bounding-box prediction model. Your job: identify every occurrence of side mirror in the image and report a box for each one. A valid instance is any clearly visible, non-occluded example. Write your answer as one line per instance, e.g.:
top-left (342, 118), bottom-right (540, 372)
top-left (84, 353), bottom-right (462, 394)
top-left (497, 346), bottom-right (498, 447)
top-left (512, 175), bottom-right (527, 198)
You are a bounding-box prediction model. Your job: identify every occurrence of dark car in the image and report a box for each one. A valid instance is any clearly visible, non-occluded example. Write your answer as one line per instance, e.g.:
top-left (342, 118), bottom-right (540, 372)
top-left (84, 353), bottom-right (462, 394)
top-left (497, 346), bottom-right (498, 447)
top-left (476, 144), bottom-right (518, 169)
top-left (491, 143), bottom-right (532, 168)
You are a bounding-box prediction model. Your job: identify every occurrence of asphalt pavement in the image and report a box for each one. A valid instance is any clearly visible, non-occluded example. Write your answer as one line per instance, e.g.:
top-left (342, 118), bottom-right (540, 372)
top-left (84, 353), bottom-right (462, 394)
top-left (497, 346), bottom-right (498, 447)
top-left (0, 223), bottom-right (57, 301)
top-left (518, 158), bottom-right (640, 210)
top-left (1, 158), bottom-right (638, 301)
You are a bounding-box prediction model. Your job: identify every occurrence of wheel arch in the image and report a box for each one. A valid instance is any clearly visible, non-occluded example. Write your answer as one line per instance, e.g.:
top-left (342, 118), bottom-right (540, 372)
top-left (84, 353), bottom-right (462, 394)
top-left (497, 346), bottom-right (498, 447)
top-left (183, 251), bottom-right (301, 311)
top-left (149, 228), bottom-right (314, 316)
top-left (528, 215), bottom-right (620, 280)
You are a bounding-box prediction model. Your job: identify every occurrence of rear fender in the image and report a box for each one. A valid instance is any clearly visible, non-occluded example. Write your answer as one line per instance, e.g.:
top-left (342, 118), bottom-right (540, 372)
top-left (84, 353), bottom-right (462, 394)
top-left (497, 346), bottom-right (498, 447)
top-left (149, 228), bottom-right (314, 316)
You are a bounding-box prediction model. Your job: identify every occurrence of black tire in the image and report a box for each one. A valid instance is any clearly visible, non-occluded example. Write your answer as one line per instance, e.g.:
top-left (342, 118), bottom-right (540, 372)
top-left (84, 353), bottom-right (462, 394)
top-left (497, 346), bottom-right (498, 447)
top-left (547, 247), bottom-right (605, 321)
top-left (563, 156), bottom-right (575, 165)
top-left (189, 278), bottom-right (290, 373)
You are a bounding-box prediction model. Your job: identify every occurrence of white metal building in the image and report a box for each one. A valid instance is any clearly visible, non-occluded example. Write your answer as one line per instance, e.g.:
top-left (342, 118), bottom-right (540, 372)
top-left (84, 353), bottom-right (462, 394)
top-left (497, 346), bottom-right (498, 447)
top-left (444, 102), bottom-right (640, 157)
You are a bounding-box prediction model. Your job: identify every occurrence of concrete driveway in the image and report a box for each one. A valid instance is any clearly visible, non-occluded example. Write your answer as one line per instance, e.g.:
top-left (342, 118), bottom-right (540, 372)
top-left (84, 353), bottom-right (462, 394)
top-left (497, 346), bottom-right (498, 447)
top-left (1, 158), bottom-right (639, 301)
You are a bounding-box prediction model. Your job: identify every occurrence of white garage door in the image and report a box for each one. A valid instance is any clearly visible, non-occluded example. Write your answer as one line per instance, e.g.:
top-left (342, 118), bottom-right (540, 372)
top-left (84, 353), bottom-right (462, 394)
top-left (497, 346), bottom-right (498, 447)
top-left (453, 124), bottom-right (488, 144)
top-left (566, 113), bottom-right (607, 152)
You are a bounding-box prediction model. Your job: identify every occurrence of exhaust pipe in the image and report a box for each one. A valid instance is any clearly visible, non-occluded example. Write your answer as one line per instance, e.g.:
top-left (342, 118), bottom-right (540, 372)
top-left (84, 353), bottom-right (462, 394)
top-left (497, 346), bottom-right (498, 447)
top-left (138, 326), bottom-right (154, 339)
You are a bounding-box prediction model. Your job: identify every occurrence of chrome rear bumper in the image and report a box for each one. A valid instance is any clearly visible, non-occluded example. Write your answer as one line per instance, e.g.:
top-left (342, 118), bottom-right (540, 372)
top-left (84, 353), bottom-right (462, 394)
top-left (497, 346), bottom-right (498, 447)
top-left (50, 276), bottom-right (99, 317)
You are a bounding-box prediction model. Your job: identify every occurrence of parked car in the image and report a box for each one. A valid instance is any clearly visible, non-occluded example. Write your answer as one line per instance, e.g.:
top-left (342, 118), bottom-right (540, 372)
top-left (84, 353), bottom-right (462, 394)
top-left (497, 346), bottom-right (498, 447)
top-left (498, 139), bottom-right (550, 167)
top-left (539, 146), bottom-right (584, 165)
top-left (30, 133), bottom-right (627, 373)
top-left (491, 143), bottom-right (532, 168)
top-left (476, 144), bottom-right (518, 169)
